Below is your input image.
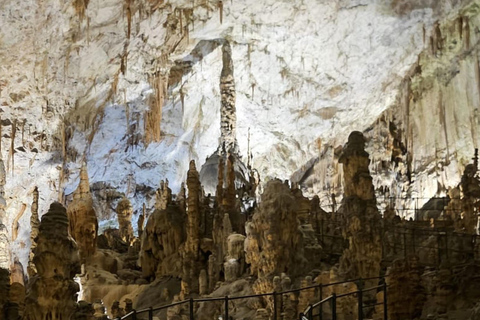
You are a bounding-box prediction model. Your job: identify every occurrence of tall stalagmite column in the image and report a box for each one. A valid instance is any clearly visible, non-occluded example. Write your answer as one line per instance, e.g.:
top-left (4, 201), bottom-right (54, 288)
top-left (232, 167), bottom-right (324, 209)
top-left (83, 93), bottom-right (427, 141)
top-left (116, 197), bottom-right (134, 244)
top-left (28, 187), bottom-right (40, 276)
top-left (182, 160), bottom-right (202, 294)
top-left (219, 41), bottom-right (238, 154)
top-left (338, 131), bottom-right (382, 282)
top-left (67, 163), bottom-right (98, 261)
top-left (24, 202), bottom-right (81, 320)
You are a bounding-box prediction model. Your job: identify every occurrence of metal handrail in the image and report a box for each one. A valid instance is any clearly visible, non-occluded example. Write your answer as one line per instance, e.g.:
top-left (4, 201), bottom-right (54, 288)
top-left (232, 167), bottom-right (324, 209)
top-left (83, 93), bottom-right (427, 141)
top-left (117, 275), bottom-right (388, 320)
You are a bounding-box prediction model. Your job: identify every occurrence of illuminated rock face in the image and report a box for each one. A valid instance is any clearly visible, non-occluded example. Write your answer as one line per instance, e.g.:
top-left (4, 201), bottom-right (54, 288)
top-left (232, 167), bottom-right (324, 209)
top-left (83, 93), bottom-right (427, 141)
top-left (24, 202), bottom-right (81, 320)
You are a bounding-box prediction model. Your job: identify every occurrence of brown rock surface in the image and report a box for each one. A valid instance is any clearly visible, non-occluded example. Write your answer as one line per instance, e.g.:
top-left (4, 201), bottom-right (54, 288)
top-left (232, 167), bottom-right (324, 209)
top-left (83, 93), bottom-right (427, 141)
top-left (141, 204), bottom-right (186, 280)
top-left (24, 202), bottom-right (81, 320)
top-left (338, 132), bottom-right (382, 283)
top-left (68, 163), bottom-right (98, 260)
top-left (115, 197), bottom-right (134, 244)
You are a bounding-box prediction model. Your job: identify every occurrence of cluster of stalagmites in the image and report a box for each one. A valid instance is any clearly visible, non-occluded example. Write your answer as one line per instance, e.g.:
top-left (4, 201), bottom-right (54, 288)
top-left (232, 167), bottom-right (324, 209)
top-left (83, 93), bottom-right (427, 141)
top-left (4, 131), bottom-right (480, 320)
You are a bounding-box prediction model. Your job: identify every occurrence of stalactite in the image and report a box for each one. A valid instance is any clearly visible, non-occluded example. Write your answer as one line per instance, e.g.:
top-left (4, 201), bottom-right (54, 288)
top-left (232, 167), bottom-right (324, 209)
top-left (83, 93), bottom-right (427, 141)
top-left (8, 119), bottom-right (16, 177)
top-left (145, 71), bottom-right (167, 144)
top-left (21, 119), bottom-right (26, 147)
top-left (74, 0), bottom-right (90, 21)
top-left (28, 187), bottom-right (39, 277)
top-left (125, 0), bottom-right (132, 39)
top-left (11, 203), bottom-right (26, 241)
top-left (464, 16), bottom-right (470, 51)
top-left (218, 1), bottom-right (223, 24)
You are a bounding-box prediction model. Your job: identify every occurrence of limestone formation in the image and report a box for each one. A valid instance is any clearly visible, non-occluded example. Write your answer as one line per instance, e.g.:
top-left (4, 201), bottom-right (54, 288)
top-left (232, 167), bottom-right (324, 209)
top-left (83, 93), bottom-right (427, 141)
top-left (338, 132), bottom-right (382, 284)
top-left (182, 160), bottom-right (202, 294)
top-left (155, 180), bottom-right (172, 210)
top-left (68, 163), bottom-right (98, 260)
top-left (24, 202), bottom-right (81, 320)
top-left (246, 179), bottom-right (304, 278)
top-left (115, 197), bottom-right (134, 244)
top-left (141, 204), bottom-right (186, 280)
top-left (219, 41), bottom-right (238, 154)
top-left (386, 256), bottom-right (425, 320)
top-left (0, 159), bottom-right (9, 270)
top-left (28, 186), bottom-right (39, 277)
top-left (0, 268), bottom-right (9, 320)
top-left (459, 162), bottom-right (480, 234)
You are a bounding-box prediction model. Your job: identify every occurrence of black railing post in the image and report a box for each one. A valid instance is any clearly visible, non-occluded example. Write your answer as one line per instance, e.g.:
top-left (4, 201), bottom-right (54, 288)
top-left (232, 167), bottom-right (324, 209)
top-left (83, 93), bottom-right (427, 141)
top-left (273, 292), bottom-right (278, 320)
top-left (358, 288), bottom-right (363, 320)
top-left (383, 282), bottom-right (388, 320)
top-left (132, 310), bottom-right (137, 320)
top-left (299, 312), bottom-right (304, 320)
top-left (332, 293), bottom-right (337, 320)
top-left (225, 295), bottom-right (229, 320)
top-left (189, 298), bottom-right (194, 320)
top-left (319, 284), bottom-right (323, 320)
top-left (148, 307), bottom-right (153, 320)
top-left (307, 304), bottom-right (313, 320)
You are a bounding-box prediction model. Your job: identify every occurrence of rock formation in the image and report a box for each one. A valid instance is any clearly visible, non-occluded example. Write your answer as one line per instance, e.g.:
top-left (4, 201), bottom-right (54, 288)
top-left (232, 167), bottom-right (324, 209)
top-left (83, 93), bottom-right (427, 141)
top-left (182, 160), bottom-right (202, 294)
top-left (245, 179), bottom-right (304, 302)
top-left (24, 202), bottom-right (81, 320)
top-left (115, 197), bottom-right (134, 244)
top-left (219, 41), bottom-right (238, 154)
top-left (141, 204), bottom-right (186, 280)
top-left (0, 158), bottom-right (9, 270)
top-left (68, 163), bottom-right (98, 260)
top-left (338, 132), bottom-right (382, 284)
top-left (28, 186), bottom-right (39, 277)
top-left (386, 256), bottom-right (425, 320)
top-left (155, 180), bottom-right (172, 210)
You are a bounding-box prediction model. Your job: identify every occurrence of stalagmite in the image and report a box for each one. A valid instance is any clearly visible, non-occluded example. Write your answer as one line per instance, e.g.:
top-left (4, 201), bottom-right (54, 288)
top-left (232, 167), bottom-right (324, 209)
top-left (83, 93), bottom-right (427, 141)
top-left (182, 160), bottom-right (202, 294)
top-left (115, 197), bottom-right (134, 244)
top-left (68, 163), bottom-right (98, 260)
top-left (155, 180), bottom-right (172, 210)
top-left (141, 204), bottom-right (186, 279)
top-left (338, 132), bottom-right (382, 286)
top-left (28, 187), bottom-right (40, 276)
top-left (24, 202), bottom-right (81, 320)
top-left (219, 41), bottom-right (238, 154)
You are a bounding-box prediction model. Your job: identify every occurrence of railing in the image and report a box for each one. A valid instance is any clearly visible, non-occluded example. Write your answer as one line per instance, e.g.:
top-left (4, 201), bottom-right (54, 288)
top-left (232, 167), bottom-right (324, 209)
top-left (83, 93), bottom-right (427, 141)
top-left (116, 276), bottom-right (387, 320)
top-left (300, 279), bottom-right (388, 320)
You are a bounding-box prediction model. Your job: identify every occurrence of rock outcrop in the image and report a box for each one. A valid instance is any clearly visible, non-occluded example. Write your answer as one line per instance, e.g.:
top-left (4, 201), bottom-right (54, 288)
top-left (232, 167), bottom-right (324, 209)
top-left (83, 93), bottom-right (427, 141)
top-left (28, 186), bottom-right (40, 277)
top-left (141, 204), bottom-right (186, 280)
top-left (24, 202), bottom-right (81, 320)
top-left (115, 197), bottom-right (134, 244)
top-left (0, 158), bottom-right (9, 270)
top-left (68, 164), bottom-right (98, 260)
top-left (338, 132), bottom-right (382, 283)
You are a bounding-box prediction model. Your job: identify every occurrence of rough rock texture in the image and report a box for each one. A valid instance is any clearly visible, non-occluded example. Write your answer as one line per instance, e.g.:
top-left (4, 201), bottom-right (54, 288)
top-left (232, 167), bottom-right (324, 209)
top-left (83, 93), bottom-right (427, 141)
top-left (115, 197), bottom-right (134, 244)
top-left (68, 164), bottom-right (98, 260)
top-left (24, 202), bottom-right (81, 320)
top-left (386, 256), bottom-right (426, 320)
top-left (245, 179), bottom-right (305, 305)
top-left (0, 159), bottom-right (9, 270)
top-left (219, 41), bottom-right (238, 154)
top-left (338, 132), bottom-right (382, 283)
top-left (28, 187), bottom-right (39, 277)
top-left (141, 204), bottom-right (186, 280)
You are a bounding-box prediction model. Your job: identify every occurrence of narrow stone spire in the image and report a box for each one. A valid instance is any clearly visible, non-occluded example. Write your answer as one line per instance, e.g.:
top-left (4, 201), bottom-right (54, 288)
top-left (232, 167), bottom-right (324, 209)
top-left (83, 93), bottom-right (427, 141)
top-left (219, 41), bottom-right (238, 154)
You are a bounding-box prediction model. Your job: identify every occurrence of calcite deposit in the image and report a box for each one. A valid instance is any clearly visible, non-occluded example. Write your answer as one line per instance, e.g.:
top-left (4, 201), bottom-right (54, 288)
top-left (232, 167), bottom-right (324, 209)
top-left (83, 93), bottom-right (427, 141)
top-left (67, 164), bottom-right (98, 261)
top-left (24, 202), bottom-right (81, 320)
